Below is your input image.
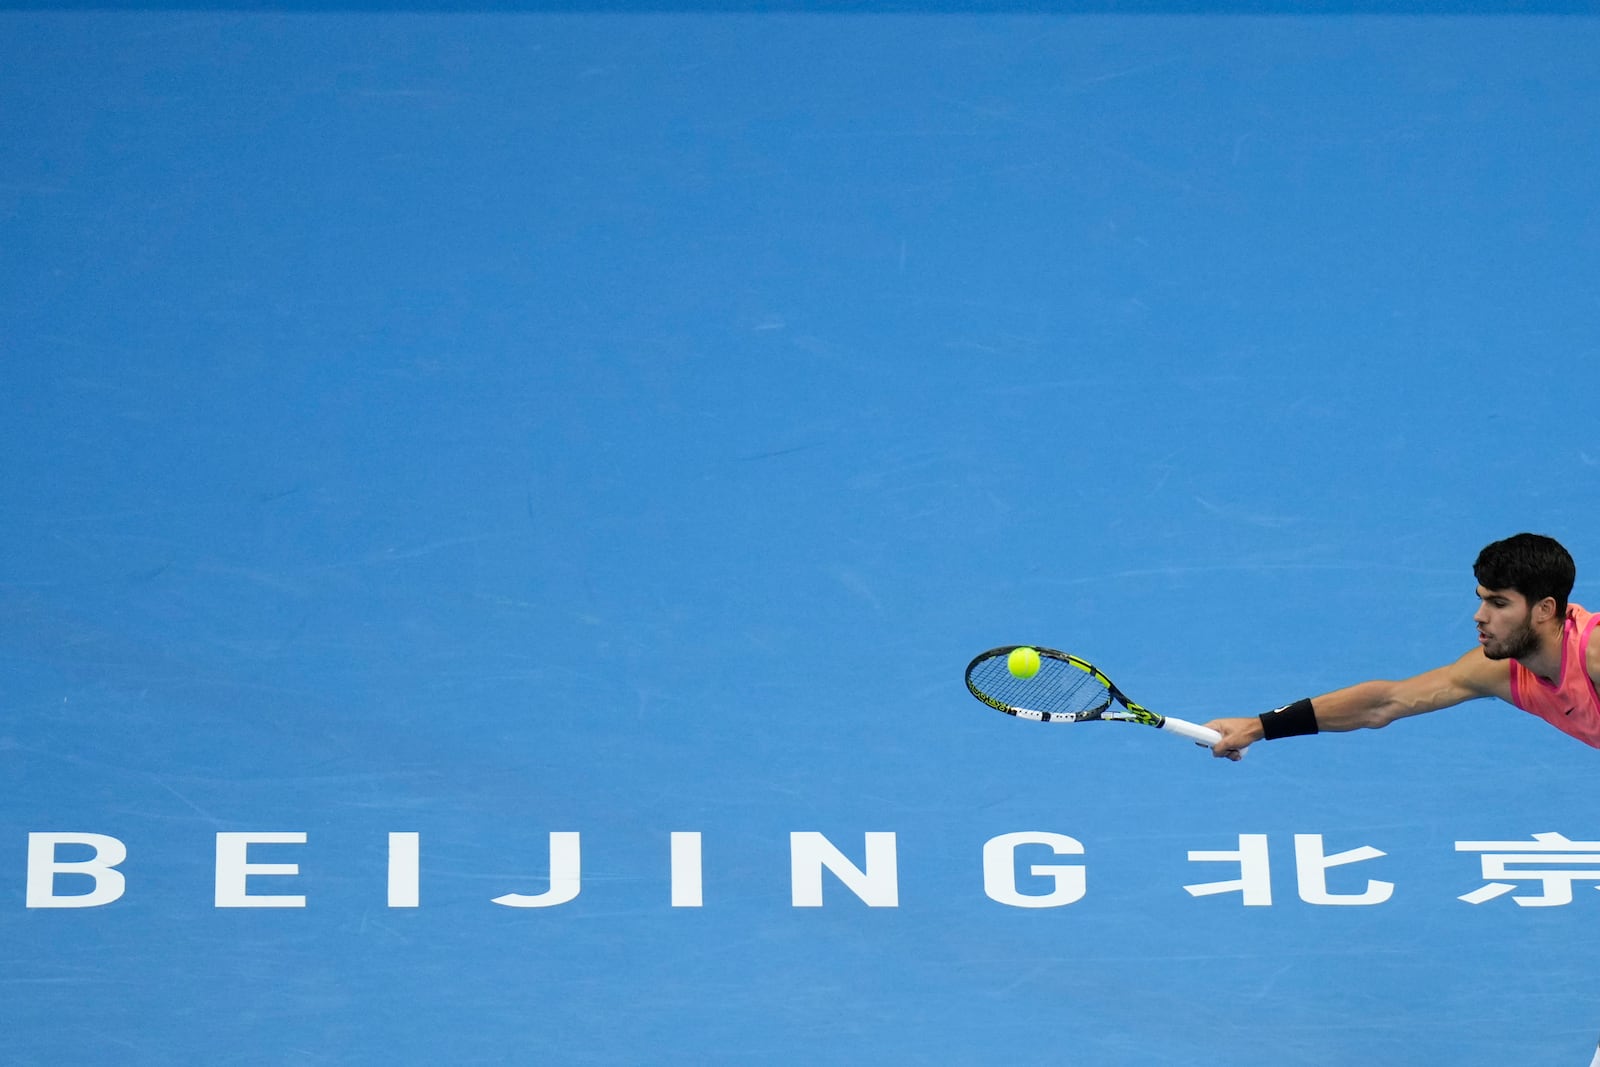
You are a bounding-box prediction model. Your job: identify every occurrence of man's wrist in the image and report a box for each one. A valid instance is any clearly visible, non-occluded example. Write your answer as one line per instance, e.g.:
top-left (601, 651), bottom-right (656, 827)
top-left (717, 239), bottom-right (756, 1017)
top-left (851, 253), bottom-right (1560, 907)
top-left (1258, 698), bottom-right (1318, 740)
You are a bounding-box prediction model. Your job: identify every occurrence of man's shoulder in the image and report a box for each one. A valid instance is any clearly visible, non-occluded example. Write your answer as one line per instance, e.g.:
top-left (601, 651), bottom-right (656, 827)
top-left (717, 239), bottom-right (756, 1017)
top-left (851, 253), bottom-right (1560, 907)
top-left (1578, 604), bottom-right (1600, 679)
top-left (1586, 625), bottom-right (1600, 686)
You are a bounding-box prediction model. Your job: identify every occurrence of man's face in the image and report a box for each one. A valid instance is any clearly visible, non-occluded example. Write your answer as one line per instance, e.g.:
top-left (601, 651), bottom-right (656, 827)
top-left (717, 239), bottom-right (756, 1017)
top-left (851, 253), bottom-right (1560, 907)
top-left (1474, 586), bottom-right (1540, 661)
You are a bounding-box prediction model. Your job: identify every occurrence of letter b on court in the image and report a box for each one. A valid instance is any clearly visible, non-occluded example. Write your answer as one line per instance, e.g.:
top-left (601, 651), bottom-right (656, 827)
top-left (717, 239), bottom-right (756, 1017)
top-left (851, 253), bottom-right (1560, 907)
top-left (27, 833), bottom-right (128, 908)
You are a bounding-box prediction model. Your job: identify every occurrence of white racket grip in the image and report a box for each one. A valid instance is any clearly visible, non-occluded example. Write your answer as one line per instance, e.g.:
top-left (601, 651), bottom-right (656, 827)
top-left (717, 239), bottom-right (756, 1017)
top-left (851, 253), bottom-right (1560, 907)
top-left (1160, 716), bottom-right (1222, 746)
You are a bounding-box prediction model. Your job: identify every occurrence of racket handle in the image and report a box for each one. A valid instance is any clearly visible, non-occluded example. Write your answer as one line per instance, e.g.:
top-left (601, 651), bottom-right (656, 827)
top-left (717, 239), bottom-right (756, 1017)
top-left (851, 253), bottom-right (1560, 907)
top-left (1159, 716), bottom-right (1223, 746)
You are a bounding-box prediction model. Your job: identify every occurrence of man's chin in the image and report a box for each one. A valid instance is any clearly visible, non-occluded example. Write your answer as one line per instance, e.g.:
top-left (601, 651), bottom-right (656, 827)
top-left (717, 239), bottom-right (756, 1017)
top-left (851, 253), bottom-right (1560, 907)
top-left (1481, 634), bottom-right (1538, 661)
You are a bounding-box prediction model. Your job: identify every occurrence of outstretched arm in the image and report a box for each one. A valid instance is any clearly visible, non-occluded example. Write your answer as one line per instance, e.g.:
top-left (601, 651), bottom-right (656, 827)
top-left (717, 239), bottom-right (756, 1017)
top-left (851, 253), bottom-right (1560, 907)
top-left (1204, 648), bottom-right (1509, 761)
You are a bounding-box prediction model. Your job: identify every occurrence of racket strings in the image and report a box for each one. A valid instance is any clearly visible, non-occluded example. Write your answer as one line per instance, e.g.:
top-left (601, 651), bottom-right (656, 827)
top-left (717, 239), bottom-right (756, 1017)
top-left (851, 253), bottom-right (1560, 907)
top-left (968, 655), bottom-right (1112, 717)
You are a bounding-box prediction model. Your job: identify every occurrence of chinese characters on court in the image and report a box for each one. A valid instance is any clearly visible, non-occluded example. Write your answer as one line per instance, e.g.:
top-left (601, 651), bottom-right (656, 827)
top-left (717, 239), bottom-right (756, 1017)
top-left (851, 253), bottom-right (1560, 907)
top-left (1184, 831), bottom-right (1600, 907)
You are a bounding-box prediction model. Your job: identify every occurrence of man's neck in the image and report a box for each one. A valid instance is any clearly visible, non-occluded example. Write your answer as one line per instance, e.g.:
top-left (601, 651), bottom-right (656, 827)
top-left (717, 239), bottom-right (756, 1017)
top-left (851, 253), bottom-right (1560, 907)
top-left (1519, 624), bottom-right (1568, 683)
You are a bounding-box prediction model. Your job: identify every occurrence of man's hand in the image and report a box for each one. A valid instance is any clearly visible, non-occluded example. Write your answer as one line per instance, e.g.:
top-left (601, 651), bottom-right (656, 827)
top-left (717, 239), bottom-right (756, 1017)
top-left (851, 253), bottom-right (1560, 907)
top-left (1203, 716), bottom-right (1264, 761)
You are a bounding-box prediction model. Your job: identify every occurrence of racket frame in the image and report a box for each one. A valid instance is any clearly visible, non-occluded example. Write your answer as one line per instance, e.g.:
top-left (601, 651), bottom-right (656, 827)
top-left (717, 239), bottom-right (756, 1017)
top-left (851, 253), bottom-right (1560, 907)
top-left (965, 646), bottom-right (1221, 745)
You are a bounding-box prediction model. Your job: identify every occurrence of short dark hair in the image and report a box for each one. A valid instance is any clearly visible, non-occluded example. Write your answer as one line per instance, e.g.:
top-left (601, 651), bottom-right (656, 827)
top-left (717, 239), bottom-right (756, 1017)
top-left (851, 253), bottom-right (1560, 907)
top-left (1473, 533), bottom-right (1575, 615)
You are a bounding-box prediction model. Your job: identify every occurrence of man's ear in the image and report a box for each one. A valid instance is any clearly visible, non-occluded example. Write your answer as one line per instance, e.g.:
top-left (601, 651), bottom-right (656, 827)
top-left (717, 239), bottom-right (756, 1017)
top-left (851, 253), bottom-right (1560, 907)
top-left (1534, 596), bottom-right (1561, 625)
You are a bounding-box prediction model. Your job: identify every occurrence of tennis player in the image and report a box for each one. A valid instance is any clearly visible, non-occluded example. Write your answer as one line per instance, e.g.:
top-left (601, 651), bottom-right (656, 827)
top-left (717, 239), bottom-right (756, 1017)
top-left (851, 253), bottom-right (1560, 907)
top-left (1204, 533), bottom-right (1599, 761)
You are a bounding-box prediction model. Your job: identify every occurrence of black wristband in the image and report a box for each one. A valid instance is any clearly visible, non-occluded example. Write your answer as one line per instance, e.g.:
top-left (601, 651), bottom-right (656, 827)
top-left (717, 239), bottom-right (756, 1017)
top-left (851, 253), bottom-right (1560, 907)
top-left (1259, 698), bottom-right (1318, 740)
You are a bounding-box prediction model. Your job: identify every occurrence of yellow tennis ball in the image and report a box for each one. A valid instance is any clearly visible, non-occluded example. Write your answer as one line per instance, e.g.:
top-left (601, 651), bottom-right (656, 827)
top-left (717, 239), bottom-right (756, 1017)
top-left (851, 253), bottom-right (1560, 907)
top-left (1007, 646), bottom-right (1041, 679)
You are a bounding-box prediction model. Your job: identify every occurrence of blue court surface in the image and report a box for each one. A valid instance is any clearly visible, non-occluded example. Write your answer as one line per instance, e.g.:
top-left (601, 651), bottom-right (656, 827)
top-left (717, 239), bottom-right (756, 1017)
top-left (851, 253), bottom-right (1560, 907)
top-left (4, 7), bottom-right (1600, 1065)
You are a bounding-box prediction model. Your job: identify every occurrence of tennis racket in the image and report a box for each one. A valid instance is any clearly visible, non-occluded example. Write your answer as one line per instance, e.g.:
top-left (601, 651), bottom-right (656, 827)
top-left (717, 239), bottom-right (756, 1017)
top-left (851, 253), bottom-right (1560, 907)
top-left (965, 647), bottom-right (1221, 746)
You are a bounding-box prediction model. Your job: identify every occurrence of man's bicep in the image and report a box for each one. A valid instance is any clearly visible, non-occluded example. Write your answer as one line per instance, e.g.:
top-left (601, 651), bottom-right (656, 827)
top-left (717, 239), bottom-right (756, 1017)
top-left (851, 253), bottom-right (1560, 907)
top-left (1389, 652), bottom-right (1505, 717)
top-left (1441, 648), bottom-right (1512, 705)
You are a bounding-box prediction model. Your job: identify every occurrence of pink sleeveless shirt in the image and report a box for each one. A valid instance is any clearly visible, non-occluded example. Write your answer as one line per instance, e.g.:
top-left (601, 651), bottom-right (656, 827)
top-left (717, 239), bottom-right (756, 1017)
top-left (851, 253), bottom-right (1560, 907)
top-left (1507, 604), bottom-right (1600, 748)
